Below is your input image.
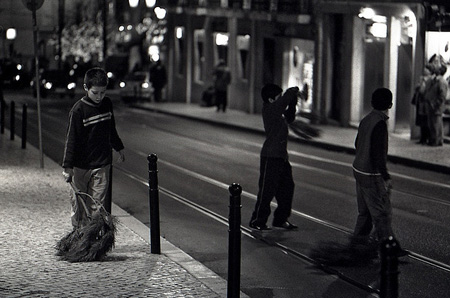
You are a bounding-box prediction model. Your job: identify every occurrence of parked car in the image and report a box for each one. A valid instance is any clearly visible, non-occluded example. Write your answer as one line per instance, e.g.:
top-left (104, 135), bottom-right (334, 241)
top-left (1, 59), bottom-right (30, 89)
top-left (119, 71), bottom-right (153, 103)
top-left (31, 69), bottom-right (77, 98)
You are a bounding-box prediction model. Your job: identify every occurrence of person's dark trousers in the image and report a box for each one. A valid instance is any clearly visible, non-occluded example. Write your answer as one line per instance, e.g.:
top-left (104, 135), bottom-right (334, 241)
top-left (154, 87), bottom-right (162, 102)
top-left (419, 124), bottom-right (430, 144)
top-left (250, 157), bottom-right (295, 226)
top-left (215, 90), bottom-right (227, 112)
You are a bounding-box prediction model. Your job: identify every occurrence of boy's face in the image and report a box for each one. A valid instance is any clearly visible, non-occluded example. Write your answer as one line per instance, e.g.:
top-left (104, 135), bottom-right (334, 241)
top-left (269, 93), bottom-right (282, 103)
top-left (85, 85), bottom-right (107, 104)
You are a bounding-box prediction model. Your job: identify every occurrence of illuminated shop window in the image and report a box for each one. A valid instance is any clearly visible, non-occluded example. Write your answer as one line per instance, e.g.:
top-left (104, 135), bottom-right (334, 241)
top-left (175, 26), bottom-right (185, 76)
top-left (237, 34), bottom-right (250, 80)
top-left (214, 32), bottom-right (229, 65)
top-left (194, 29), bottom-right (205, 82)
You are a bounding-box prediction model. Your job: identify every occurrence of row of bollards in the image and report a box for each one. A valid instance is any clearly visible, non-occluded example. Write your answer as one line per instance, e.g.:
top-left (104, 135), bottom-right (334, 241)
top-left (0, 99), bottom-right (28, 149)
top-left (146, 155), bottom-right (399, 298)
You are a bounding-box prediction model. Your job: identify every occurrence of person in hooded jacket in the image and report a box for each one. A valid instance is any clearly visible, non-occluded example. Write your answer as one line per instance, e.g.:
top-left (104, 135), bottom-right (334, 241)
top-left (249, 83), bottom-right (299, 231)
top-left (62, 67), bottom-right (125, 228)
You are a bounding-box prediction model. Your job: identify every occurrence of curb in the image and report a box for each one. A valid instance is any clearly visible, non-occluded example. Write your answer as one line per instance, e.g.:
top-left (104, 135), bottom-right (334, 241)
top-left (113, 203), bottom-right (250, 297)
top-left (131, 103), bottom-right (450, 175)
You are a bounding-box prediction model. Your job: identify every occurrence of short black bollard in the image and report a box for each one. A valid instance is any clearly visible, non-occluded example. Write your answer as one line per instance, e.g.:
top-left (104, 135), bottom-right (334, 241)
top-left (227, 183), bottom-right (242, 298)
top-left (22, 104), bottom-right (27, 149)
top-left (148, 153), bottom-right (161, 254)
top-left (0, 99), bottom-right (5, 134)
top-left (380, 236), bottom-right (399, 298)
top-left (10, 101), bottom-right (15, 141)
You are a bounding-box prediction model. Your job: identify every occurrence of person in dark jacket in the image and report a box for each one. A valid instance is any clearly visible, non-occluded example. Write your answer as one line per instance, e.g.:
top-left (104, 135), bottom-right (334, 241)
top-left (62, 67), bottom-right (125, 228)
top-left (249, 83), bottom-right (299, 231)
top-left (149, 60), bottom-right (167, 102)
top-left (351, 88), bottom-right (406, 256)
top-left (213, 60), bottom-right (231, 112)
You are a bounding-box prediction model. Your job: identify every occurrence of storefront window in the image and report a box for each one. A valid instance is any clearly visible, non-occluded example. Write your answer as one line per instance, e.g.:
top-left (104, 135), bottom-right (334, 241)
top-left (194, 29), bottom-right (205, 82)
top-left (175, 26), bottom-right (185, 76)
top-left (214, 32), bottom-right (228, 65)
top-left (237, 34), bottom-right (250, 80)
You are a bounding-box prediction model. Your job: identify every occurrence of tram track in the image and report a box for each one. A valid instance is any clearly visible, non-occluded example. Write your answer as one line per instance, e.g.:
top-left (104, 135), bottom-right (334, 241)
top-left (115, 156), bottom-right (450, 296)
top-left (22, 103), bottom-right (450, 294)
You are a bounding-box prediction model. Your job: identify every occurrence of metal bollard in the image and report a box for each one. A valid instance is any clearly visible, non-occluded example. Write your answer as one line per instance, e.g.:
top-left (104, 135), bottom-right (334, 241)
top-left (380, 236), bottom-right (399, 298)
top-left (148, 153), bottom-right (161, 254)
top-left (0, 99), bottom-right (5, 134)
top-left (227, 183), bottom-right (242, 298)
top-left (22, 104), bottom-right (27, 149)
top-left (10, 101), bottom-right (15, 141)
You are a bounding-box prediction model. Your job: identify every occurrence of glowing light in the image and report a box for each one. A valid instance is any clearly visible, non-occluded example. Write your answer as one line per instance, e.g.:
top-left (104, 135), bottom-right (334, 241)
top-left (16, 64), bottom-right (22, 70)
top-left (119, 81), bottom-right (126, 88)
top-left (176, 27), bottom-right (183, 39)
top-left (154, 7), bottom-right (166, 19)
top-left (119, 25), bottom-right (125, 32)
top-left (370, 23), bottom-right (387, 38)
top-left (146, 0), bottom-right (156, 7)
top-left (6, 28), bottom-right (16, 40)
top-left (129, 0), bottom-right (139, 8)
top-left (67, 82), bottom-right (76, 90)
top-left (358, 7), bottom-right (375, 20)
top-left (215, 33), bottom-right (229, 46)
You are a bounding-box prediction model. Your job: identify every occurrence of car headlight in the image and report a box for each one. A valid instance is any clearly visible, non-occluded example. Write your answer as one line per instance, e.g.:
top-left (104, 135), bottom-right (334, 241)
top-left (142, 82), bottom-right (149, 89)
top-left (14, 75), bottom-right (20, 81)
top-left (67, 82), bottom-right (76, 90)
top-left (44, 82), bottom-right (53, 90)
top-left (119, 81), bottom-right (126, 88)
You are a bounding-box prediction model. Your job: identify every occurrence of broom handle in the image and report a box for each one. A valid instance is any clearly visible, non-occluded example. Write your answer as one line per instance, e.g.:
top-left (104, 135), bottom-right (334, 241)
top-left (68, 182), bottom-right (109, 214)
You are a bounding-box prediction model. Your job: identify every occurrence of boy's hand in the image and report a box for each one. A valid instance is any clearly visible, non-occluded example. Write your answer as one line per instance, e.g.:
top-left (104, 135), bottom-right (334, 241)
top-left (117, 150), bottom-right (125, 163)
top-left (62, 168), bottom-right (73, 182)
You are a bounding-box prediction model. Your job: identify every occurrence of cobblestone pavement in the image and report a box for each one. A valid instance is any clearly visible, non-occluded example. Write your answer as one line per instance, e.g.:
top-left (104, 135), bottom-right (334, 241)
top-left (0, 135), bottom-right (227, 298)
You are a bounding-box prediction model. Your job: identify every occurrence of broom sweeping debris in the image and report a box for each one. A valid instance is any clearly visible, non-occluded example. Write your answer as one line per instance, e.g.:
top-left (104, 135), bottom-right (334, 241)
top-left (56, 183), bottom-right (118, 262)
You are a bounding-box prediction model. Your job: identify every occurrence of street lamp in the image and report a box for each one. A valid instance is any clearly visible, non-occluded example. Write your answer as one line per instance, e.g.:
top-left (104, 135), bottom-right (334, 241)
top-left (146, 0), bottom-right (156, 7)
top-left (129, 0), bottom-right (139, 8)
top-left (6, 28), bottom-right (17, 40)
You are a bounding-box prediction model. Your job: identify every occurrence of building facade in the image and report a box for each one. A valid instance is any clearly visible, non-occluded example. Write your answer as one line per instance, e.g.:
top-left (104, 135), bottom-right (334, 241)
top-left (161, 0), bottom-right (450, 138)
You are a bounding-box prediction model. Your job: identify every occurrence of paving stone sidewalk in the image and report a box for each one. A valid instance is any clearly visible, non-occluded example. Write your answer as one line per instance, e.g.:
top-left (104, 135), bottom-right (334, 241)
top-left (0, 134), bottom-right (231, 298)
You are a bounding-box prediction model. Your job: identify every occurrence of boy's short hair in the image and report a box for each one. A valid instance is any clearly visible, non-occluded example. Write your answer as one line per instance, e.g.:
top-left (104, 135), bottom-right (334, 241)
top-left (261, 83), bottom-right (283, 103)
top-left (84, 67), bottom-right (108, 89)
top-left (371, 88), bottom-right (392, 110)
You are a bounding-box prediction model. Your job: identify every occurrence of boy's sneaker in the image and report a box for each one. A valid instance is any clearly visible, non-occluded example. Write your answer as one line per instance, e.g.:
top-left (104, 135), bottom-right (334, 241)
top-left (249, 221), bottom-right (272, 231)
top-left (272, 221), bottom-right (298, 230)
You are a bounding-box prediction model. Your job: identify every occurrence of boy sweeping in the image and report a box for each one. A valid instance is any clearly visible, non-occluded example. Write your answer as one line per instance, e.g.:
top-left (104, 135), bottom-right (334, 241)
top-left (62, 67), bottom-right (125, 229)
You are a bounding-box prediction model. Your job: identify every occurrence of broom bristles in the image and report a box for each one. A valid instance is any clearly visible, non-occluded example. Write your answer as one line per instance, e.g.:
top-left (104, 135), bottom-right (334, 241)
top-left (56, 210), bottom-right (118, 262)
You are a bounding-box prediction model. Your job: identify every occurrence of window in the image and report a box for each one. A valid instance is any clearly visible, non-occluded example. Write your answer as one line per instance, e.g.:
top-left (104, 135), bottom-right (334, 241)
top-left (237, 34), bottom-right (250, 80)
top-left (175, 26), bottom-right (185, 76)
top-left (194, 30), bottom-right (205, 82)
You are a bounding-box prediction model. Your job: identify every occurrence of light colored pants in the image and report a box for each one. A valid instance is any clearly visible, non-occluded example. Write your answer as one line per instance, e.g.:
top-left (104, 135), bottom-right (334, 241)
top-left (353, 172), bottom-right (394, 243)
top-left (70, 165), bottom-right (111, 228)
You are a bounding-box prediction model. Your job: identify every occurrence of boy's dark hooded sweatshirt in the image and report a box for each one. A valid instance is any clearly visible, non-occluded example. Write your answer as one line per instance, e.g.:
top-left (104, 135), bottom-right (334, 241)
top-left (260, 88), bottom-right (298, 159)
top-left (62, 96), bottom-right (124, 169)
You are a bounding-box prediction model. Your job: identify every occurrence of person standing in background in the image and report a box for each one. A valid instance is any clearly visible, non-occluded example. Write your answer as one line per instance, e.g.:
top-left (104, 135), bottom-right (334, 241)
top-left (213, 60), bottom-right (231, 112)
top-left (149, 60), bottom-right (167, 102)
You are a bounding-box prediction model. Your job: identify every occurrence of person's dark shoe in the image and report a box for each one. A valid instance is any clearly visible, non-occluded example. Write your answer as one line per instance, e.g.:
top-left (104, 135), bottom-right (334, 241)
top-left (272, 221), bottom-right (298, 230)
top-left (249, 221), bottom-right (272, 231)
